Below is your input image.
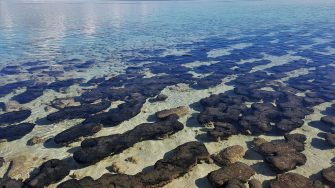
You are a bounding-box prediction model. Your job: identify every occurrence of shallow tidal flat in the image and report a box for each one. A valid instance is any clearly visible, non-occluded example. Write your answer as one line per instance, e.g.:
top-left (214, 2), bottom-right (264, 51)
top-left (1, 23), bottom-right (335, 188)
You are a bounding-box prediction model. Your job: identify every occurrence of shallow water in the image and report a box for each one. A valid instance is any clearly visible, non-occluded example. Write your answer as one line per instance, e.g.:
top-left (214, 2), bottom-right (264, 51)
top-left (0, 0), bottom-right (335, 187)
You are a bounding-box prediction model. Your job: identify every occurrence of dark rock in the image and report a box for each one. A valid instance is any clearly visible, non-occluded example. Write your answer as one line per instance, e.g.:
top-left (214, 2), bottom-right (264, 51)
top-left (59, 141), bottom-right (209, 188)
top-left (0, 177), bottom-right (23, 188)
top-left (0, 102), bottom-right (5, 111)
top-left (0, 123), bottom-right (35, 141)
top-left (207, 162), bottom-right (255, 187)
top-left (270, 173), bottom-right (323, 188)
top-left (12, 84), bottom-right (47, 104)
top-left (248, 179), bottom-right (262, 188)
top-left (58, 174), bottom-right (143, 188)
top-left (150, 94), bottom-right (168, 102)
top-left (276, 118), bottom-right (304, 132)
top-left (321, 116), bottom-right (335, 126)
top-left (223, 179), bottom-right (246, 188)
top-left (73, 115), bottom-right (184, 164)
top-left (321, 165), bottom-right (335, 185)
top-left (137, 141), bottom-right (210, 187)
top-left (86, 94), bottom-right (146, 127)
top-left (212, 145), bottom-right (245, 166)
top-left (0, 110), bottom-right (31, 125)
top-left (0, 157), bottom-right (4, 168)
top-left (47, 78), bottom-right (84, 92)
top-left (26, 159), bottom-right (70, 188)
top-left (27, 136), bottom-right (46, 146)
top-left (325, 133), bottom-right (335, 146)
top-left (207, 122), bottom-right (238, 140)
top-left (156, 106), bottom-right (189, 119)
top-left (54, 123), bottom-right (102, 145)
top-left (46, 101), bottom-right (111, 122)
top-left (255, 134), bottom-right (306, 172)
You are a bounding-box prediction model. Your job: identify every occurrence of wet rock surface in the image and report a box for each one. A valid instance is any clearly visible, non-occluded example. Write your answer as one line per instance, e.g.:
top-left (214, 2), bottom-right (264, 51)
top-left (156, 106), bottom-right (189, 119)
top-left (0, 157), bottom-right (4, 168)
top-left (46, 101), bottom-right (111, 122)
top-left (253, 134), bottom-right (307, 172)
top-left (325, 133), bottom-right (335, 146)
top-left (0, 110), bottom-right (31, 125)
top-left (59, 141), bottom-right (209, 188)
top-left (321, 165), bottom-right (335, 185)
top-left (248, 179), bottom-right (262, 188)
top-left (321, 116), bottom-right (335, 127)
top-left (73, 115), bottom-right (184, 164)
top-left (269, 173), bottom-right (324, 188)
top-left (54, 122), bottom-right (102, 145)
top-left (0, 123), bottom-right (35, 141)
top-left (212, 145), bottom-right (245, 166)
top-left (25, 159), bottom-right (70, 188)
top-left (207, 162), bottom-right (255, 188)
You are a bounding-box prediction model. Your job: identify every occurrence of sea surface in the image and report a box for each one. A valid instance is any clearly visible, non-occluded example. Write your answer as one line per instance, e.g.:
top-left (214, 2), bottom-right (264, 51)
top-left (0, 0), bottom-right (335, 187)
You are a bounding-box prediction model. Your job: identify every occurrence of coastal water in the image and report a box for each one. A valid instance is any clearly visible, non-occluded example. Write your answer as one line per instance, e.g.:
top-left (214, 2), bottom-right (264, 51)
top-left (1, 0), bottom-right (335, 187)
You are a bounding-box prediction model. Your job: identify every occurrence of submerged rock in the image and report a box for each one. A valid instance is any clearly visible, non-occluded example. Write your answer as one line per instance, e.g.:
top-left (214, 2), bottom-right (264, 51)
top-left (270, 173), bottom-right (323, 188)
top-left (212, 145), bottom-right (245, 166)
top-left (156, 106), bottom-right (189, 119)
top-left (0, 157), bottom-right (4, 168)
top-left (207, 162), bottom-right (255, 187)
top-left (0, 102), bottom-right (6, 111)
top-left (54, 122), bottom-right (102, 145)
top-left (321, 165), bottom-right (335, 185)
top-left (59, 141), bottom-right (209, 188)
top-left (0, 110), bottom-right (31, 125)
top-left (26, 159), bottom-right (70, 188)
top-left (0, 123), bottom-right (35, 141)
top-left (73, 115), bottom-right (184, 164)
top-left (207, 122), bottom-right (238, 140)
top-left (321, 116), bottom-right (335, 126)
top-left (325, 133), bottom-right (335, 146)
top-left (46, 101), bottom-right (111, 122)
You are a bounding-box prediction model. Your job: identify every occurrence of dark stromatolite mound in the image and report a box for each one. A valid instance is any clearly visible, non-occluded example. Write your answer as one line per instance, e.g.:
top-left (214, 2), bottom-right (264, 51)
top-left (85, 94), bottom-right (146, 127)
top-left (212, 145), bottom-right (245, 166)
top-left (248, 179), bottom-right (262, 188)
top-left (150, 94), bottom-right (168, 102)
top-left (270, 173), bottom-right (324, 188)
top-left (59, 141), bottom-right (209, 188)
top-left (0, 110), bottom-right (31, 125)
top-left (137, 141), bottom-right (210, 187)
top-left (207, 122), bottom-right (239, 140)
top-left (322, 165), bottom-right (335, 185)
top-left (325, 133), bottom-right (335, 146)
top-left (0, 161), bottom-right (24, 188)
top-left (0, 123), bottom-right (35, 141)
top-left (46, 101), bottom-right (111, 122)
top-left (73, 115), bottom-right (184, 164)
top-left (47, 78), bottom-right (84, 92)
top-left (0, 157), bottom-right (4, 168)
top-left (25, 159), bottom-right (70, 188)
top-left (58, 174), bottom-right (143, 188)
top-left (207, 162), bottom-right (255, 188)
top-left (0, 102), bottom-right (5, 111)
top-left (54, 122), bottom-right (102, 145)
top-left (11, 83), bottom-right (47, 104)
top-left (198, 89), bottom-right (312, 138)
top-left (0, 177), bottom-right (23, 188)
top-left (253, 134), bottom-right (306, 172)
top-left (155, 106), bottom-right (189, 119)
top-left (321, 116), bottom-right (335, 127)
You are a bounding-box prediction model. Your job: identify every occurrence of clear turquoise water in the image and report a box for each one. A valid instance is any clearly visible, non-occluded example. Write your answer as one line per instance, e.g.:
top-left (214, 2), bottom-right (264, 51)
top-left (1, 0), bottom-right (335, 65)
